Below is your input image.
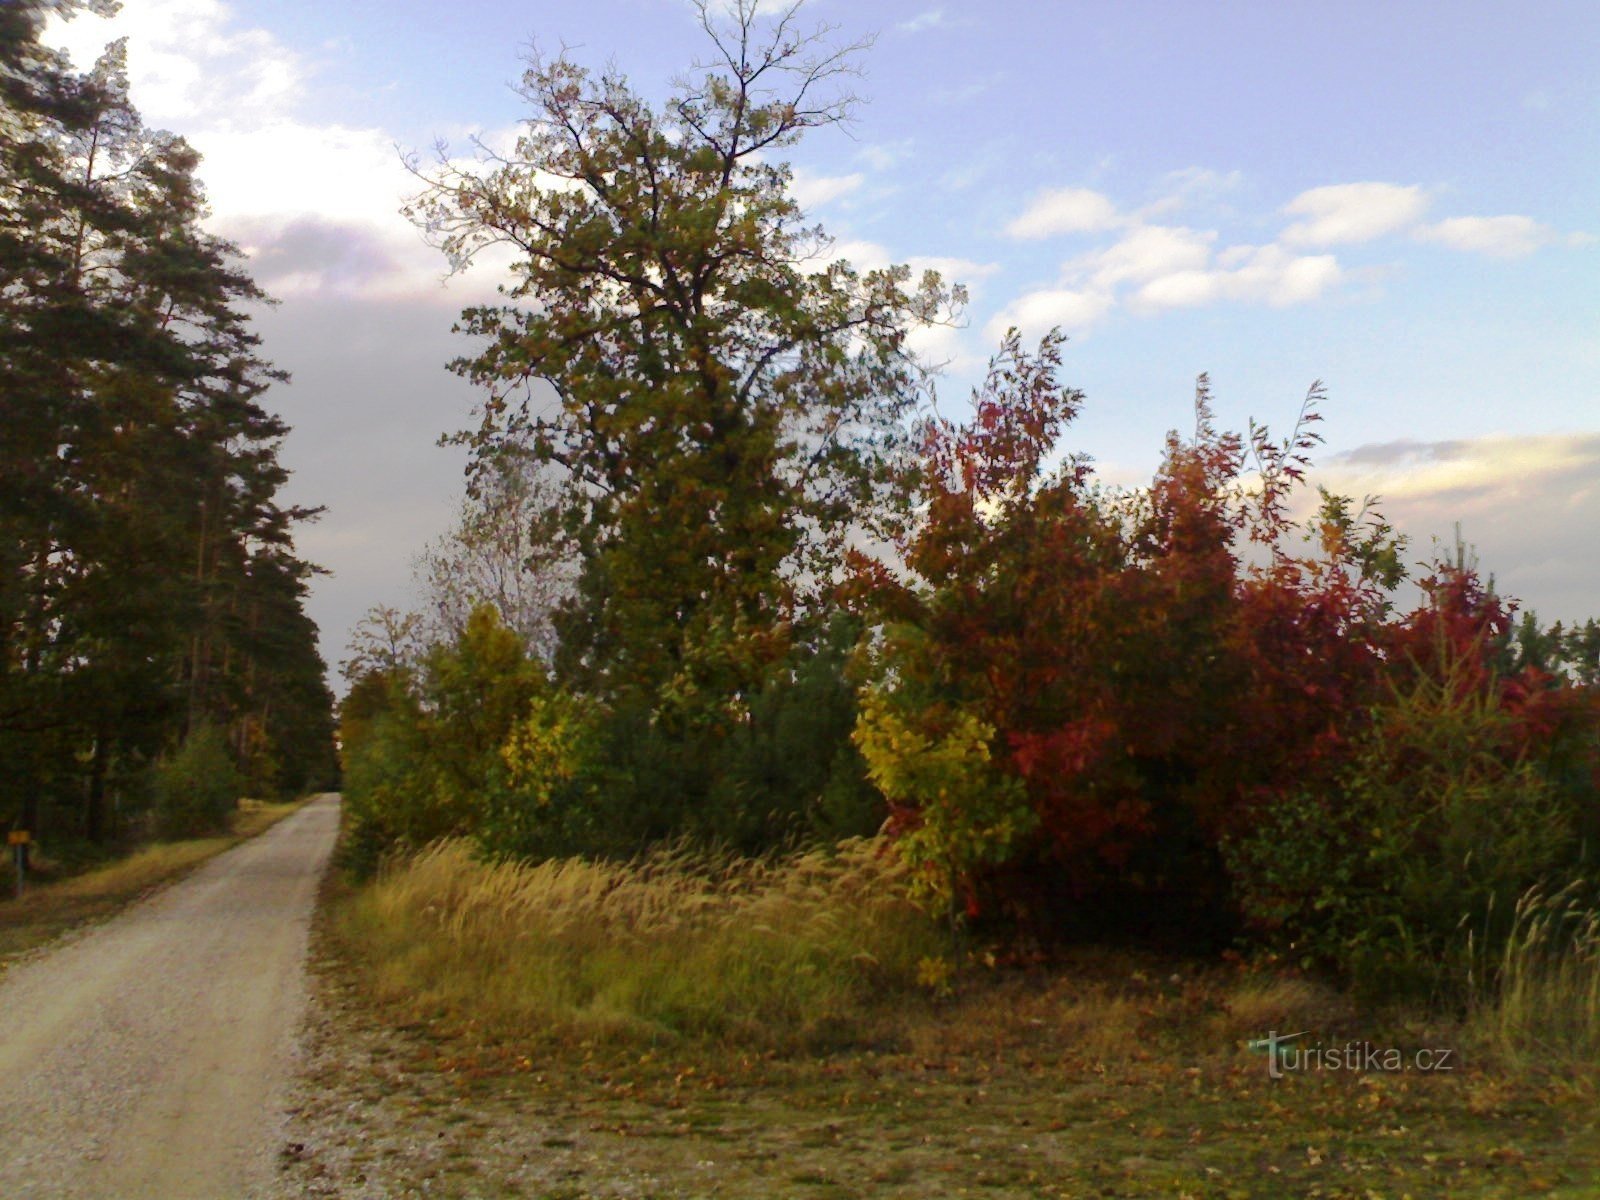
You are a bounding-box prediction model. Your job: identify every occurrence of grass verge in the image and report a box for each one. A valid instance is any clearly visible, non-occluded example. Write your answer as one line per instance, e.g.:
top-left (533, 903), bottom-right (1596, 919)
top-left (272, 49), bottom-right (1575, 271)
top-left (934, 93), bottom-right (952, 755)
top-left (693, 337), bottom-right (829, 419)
top-left (299, 938), bottom-right (1600, 1199)
top-left (0, 796), bottom-right (308, 969)
top-left (336, 838), bottom-right (947, 1049)
top-left (298, 840), bottom-right (1600, 1198)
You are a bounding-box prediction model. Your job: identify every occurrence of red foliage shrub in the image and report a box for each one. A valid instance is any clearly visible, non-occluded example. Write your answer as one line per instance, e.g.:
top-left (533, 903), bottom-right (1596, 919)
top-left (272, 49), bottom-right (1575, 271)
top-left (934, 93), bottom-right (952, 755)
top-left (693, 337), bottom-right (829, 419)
top-left (851, 329), bottom-right (1594, 949)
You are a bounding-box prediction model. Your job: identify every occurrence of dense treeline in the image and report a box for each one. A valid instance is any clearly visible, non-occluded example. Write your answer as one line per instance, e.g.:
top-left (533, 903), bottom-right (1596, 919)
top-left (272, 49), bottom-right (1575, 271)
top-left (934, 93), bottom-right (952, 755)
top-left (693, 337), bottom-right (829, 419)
top-left (1, 1), bottom-right (336, 852)
top-left (341, 0), bottom-right (1598, 1002)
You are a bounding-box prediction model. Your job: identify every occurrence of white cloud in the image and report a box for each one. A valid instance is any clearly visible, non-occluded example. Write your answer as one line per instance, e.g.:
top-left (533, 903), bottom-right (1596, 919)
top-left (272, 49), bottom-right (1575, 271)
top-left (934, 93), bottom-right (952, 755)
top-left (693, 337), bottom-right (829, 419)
top-left (939, 157), bottom-right (990, 192)
top-left (43, 3), bottom-right (524, 303)
top-left (1415, 215), bottom-right (1559, 259)
top-left (811, 237), bottom-right (891, 271)
top-left (789, 168), bottom-right (864, 210)
top-left (1131, 244), bottom-right (1341, 311)
top-left (1003, 187), bottom-right (1125, 239)
top-left (47, 0), bottom-right (302, 124)
top-left (857, 141), bottom-right (914, 171)
top-left (1326, 433), bottom-right (1599, 506)
top-left (1217, 243), bottom-right (1343, 305)
top-left (1139, 167), bottom-right (1243, 218)
top-left (931, 72), bottom-right (1005, 105)
top-left (984, 287), bottom-right (1114, 342)
top-left (992, 175), bottom-right (1450, 333)
top-left (196, 121), bottom-right (400, 225)
top-left (898, 8), bottom-right (948, 33)
top-left (1070, 225), bottom-right (1216, 289)
top-left (195, 120), bottom-right (491, 300)
top-left (1281, 182), bottom-right (1429, 246)
top-left (1318, 433), bottom-right (1600, 622)
top-left (905, 322), bottom-right (983, 375)
top-left (906, 255), bottom-right (999, 282)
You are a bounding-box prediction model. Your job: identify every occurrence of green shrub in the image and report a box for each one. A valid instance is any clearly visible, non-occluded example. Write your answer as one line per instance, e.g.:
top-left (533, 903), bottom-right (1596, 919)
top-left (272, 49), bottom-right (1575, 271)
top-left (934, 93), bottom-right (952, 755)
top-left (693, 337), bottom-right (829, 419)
top-left (338, 701), bottom-right (443, 876)
top-left (854, 684), bottom-right (1035, 917)
top-left (339, 605), bottom-right (546, 875)
top-left (466, 617), bottom-right (883, 865)
top-left (1225, 653), bottom-right (1581, 1005)
top-left (147, 724), bottom-right (242, 839)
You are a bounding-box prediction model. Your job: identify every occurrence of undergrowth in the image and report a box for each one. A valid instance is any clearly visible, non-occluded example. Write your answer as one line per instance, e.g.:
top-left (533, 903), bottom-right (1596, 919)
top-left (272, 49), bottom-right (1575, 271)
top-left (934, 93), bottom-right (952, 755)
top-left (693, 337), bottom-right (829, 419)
top-left (336, 838), bottom-right (1600, 1090)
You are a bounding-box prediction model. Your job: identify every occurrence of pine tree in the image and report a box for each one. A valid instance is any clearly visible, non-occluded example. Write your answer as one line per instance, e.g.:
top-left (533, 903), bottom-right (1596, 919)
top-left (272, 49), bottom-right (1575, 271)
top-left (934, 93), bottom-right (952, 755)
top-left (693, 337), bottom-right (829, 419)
top-left (1, 6), bottom-right (334, 844)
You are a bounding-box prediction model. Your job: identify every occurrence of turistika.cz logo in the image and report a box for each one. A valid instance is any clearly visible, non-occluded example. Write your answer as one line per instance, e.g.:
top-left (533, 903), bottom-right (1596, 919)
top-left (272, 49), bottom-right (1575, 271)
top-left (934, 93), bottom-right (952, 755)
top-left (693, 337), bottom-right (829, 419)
top-left (1248, 1031), bottom-right (1457, 1079)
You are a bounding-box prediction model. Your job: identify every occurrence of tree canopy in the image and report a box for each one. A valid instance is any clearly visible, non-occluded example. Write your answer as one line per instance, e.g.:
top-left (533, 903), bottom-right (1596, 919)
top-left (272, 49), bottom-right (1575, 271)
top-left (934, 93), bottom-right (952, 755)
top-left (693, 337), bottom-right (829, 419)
top-left (407, 0), bottom-right (959, 721)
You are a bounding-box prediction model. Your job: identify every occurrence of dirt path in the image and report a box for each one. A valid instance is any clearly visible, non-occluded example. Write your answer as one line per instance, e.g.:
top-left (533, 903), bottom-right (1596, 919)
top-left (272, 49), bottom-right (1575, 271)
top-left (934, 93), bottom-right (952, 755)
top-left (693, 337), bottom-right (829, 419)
top-left (0, 794), bottom-right (340, 1199)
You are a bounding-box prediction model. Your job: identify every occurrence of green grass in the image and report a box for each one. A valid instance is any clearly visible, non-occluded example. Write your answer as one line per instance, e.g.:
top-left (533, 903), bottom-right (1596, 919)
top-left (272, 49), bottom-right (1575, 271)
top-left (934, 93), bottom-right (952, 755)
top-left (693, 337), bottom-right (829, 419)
top-left (0, 797), bottom-right (306, 968)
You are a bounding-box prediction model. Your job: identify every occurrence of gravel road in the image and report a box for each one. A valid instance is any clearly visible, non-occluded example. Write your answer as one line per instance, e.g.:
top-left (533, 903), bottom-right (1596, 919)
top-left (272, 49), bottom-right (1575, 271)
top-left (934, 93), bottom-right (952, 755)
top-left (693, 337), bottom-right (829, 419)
top-left (0, 794), bottom-right (340, 1199)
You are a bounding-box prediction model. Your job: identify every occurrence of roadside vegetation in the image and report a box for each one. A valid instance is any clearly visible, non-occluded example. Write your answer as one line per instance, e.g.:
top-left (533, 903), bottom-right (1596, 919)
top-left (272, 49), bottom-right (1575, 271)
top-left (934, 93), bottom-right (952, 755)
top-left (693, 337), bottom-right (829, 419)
top-left (339, 838), bottom-right (944, 1049)
top-left (0, 796), bottom-right (307, 967)
top-left (302, 918), bottom-right (1600, 1198)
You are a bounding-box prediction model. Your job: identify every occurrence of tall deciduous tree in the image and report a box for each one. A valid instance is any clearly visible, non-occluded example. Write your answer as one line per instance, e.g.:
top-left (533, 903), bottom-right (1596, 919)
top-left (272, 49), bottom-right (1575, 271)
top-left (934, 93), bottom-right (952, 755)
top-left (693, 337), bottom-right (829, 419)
top-left (407, 0), bottom-right (959, 724)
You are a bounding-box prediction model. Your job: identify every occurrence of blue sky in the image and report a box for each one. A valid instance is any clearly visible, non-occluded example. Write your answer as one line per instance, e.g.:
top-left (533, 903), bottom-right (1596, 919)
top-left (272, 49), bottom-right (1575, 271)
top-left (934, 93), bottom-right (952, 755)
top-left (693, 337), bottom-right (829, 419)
top-left (47, 0), bottom-right (1600, 670)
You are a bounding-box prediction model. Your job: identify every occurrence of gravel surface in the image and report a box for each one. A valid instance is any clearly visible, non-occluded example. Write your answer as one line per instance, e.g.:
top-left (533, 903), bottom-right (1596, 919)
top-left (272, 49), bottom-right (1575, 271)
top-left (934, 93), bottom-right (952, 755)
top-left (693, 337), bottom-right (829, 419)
top-left (0, 794), bottom-right (340, 1199)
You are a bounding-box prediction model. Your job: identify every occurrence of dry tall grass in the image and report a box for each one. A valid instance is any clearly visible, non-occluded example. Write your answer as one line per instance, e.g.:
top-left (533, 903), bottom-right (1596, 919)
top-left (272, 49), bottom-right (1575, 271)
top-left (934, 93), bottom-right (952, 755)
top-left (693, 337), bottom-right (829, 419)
top-left (338, 838), bottom-right (947, 1048)
top-left (1469, 883), bottom-right (1600, 1072)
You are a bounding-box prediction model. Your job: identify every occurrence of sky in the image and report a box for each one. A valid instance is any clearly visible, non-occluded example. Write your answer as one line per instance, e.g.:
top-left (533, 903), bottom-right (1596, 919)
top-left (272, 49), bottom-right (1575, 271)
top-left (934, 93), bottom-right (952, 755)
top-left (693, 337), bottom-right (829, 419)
top-left (44, 0), bottom-right (1600, 679)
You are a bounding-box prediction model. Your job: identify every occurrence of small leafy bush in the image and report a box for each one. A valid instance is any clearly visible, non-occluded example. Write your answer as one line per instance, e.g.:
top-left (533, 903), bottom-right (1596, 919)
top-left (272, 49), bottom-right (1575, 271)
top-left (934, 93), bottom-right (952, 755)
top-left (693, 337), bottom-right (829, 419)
top-left (854, 683), bottom-right (1034, 916)
top-left (147, 724), bottom-right (242, 839)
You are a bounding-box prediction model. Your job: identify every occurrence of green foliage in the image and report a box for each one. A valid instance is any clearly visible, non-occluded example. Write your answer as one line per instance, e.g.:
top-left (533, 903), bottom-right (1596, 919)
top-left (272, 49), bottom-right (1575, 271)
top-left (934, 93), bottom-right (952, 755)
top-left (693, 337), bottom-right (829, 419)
top-left (546, 626), bottom-right (884, 858)
top-left (477, 688), bottom-right (604, 860)
top-left (338, 691), bottom-right (436, 877)
top-left (1225, 647), bottom-right (1584, 1004)
top-left (407, 0), bottom-right (958, 728)
top-left (854, 681), bottom-right (1035, 914)
top-left (339, 605), bottom-right (546, 874)
top-left (147, 725), bottom-right (242, 839)
top-left (342, 604), bottom-right (884, 868)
